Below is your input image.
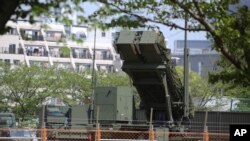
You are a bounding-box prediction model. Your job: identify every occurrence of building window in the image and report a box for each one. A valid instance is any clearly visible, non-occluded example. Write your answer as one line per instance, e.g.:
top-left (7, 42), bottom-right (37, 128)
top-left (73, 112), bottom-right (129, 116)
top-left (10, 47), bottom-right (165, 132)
top-left (9, 44), bottom-right (16, 54)
top-left (18, 47), bottom-right (24, 54)
top-left (101, 31), bottom-right (106, 37)
top-left (95, 51), bottom-right (102, 60)
top-left (4, 59), bottom-right (10, 64)
top-left (8, 28), bottom-right (18, 35)
top-left (111, 32), bottom-right (115, 38)
top-left (198, 61), bottom-right (202, 76)
top-left (108, 65), bottom-right (114, 72)
top-left (46, 32), bottom-right (54, 37)
top-left (97, 65), bottom-right (100, 71)
top-left (13, 60), bottom-right (20, 65)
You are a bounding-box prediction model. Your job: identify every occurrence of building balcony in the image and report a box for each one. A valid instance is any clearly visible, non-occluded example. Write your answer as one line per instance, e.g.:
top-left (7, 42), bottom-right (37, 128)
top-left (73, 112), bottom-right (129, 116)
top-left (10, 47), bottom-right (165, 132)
top-left (21, 35), bottom-right (44, 41)
top-left (46, 36), bottom-right (65, 42)
top-left (95, 53), bottom-right (113, 60)
top-left (95, 60), bottom-right (114, 65)
top-left (0, 47), bottom-right (24, 54)
top-left (73, 58), bottom-right (92, 64)
top-left (0, 53), bottom-right (25, 61)
top-left (52, 57), bottom-right (71, 63)
top-left (28, 56), bottom-right (50, 62)
top-left (72, 52), bottom-right (91, 59)
top-left (26, 50), bottom-right (48, 57)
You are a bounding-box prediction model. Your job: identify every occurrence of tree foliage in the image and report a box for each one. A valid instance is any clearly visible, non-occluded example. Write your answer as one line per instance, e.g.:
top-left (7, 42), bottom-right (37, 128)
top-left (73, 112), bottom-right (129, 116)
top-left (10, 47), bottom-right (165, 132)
top-left (209, 56), bottom-right (250, 98)
top-left (0, 63), bottom-right (91, 120)
top-left (0, 63), bottom-right (51, 119)
top-left (1, 0), bottom-right (250, 94)
top-left (0, 62), bottom-right (227, 122)
top-left (176, 66), bottom-right (218, 110)
top-left (0, 63), bottom-right (131, 120)
top-left (0, 0), bottom-right (87, 34)
top-left (97, 71), bottom-right (130, 86)
top-left (83, 0), bottom-right (250, 87)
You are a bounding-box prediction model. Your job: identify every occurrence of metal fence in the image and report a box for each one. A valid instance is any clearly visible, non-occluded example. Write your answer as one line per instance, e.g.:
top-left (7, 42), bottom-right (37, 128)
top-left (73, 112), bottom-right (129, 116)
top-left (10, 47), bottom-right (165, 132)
top-left (190, 111), bottom-right (250, 133)
top-left (7, 110), bottom-right (248, 141)
top-left (0, 128), bottom-right (229, 141)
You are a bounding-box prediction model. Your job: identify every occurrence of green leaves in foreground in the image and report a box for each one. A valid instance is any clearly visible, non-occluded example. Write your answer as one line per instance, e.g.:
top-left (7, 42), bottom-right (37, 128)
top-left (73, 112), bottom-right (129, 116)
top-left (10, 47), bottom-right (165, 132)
top-left (0, 63), bottom-right (131, 122)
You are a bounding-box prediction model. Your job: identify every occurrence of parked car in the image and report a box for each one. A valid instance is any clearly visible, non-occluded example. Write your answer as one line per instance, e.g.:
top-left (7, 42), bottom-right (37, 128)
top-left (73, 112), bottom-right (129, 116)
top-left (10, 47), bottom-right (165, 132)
top-left (0, 129), bottom-right (37, 141)
top-left (9, 129), bottom-right (32, 141)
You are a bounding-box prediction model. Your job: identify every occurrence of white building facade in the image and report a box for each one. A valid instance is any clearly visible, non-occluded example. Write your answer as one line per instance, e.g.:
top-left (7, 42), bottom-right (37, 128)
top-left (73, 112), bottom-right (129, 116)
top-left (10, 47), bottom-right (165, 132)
top-left (172, 40), bottom-right (220, 77)
top-left (0, 21), bottom-right (121, 72)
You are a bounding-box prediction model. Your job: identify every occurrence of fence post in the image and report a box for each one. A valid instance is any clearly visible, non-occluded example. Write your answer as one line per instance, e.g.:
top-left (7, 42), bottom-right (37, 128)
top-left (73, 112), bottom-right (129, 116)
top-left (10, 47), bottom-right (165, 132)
top-left (203, 111), bottom-right (209, 141)
top-left (203, 126), bottom-right (209, 141)
top-left (149, 108), bottom-right (155, 141)
top-left (150, 126), bottom-right (155, 141)
top-left (95, 106), bottom-right (101, 141)
top-left (97, 124), bottom-right (101, 141)
top-left (42, 127), bottom-right (47, 141)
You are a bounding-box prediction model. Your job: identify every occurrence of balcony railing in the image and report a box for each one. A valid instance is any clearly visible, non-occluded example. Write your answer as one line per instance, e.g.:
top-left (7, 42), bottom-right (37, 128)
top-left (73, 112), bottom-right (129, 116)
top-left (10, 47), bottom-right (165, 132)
top-left (95, 54), bottom-right (113, 60)
top-left (21, 35), bottom-right (44, 41)
top-left (73, 52), bottom-right (92, 59)
top-left (0, 47), bottom-right (24, 54)
top-left (46, 36), bottom-right (65, 42)
top-left (26, 50), bottom-right (48, 57)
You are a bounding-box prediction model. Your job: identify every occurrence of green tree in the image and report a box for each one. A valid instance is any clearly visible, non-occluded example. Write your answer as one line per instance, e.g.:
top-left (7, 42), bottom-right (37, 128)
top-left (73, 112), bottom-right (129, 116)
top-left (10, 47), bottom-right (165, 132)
top-left (209, 57), bottom-right (250, 110)
top-left (0, 64), bottom-right (132, 120)
top-left (176, 66), bottom-right (217, 110)
top-left (0, 64), bottom-right (50, 120)
top-left (83, 0), bottom-right (250, 87)
top-left (209, 56), bottom-right (250, 96)
top-left (0, 63), bottom-right (91, 120)
top-left (2, 1), bottom-right (250, 86)
top-left (55, 69), bottom-right (92, 104)
top-left (0, 0), bottom-right (86, 34)
top-left (59, 47), bottom-right (71, 58)
top-left (2, 0), bottom-right (250, 91)
top-left (97, 71), bottom-right (130, 86)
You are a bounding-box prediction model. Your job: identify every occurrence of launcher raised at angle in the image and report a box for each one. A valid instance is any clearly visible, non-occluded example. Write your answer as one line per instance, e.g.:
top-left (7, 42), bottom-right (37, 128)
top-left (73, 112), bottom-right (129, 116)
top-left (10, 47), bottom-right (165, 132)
top-left (113, 30), bottom-right (193, 127)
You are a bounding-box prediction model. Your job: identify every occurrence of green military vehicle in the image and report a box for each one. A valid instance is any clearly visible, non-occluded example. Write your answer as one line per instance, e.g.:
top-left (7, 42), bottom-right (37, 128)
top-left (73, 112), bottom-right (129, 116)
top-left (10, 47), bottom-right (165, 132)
top-left (0, 112), bottom-right (16, 138)
top-left (0, 112), bottom-right (16, 128)
top-left (39, 30), bottom-right (193, 140)
top-left (112, 30), bottom-right (193, 126)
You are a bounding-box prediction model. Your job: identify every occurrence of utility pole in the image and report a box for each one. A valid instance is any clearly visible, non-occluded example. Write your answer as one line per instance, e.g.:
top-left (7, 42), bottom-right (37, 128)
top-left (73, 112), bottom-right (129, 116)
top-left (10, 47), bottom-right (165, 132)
top-left (90, 27), bottom-right (97, 123)
top-left (183, 0), bottom-right (189, 119)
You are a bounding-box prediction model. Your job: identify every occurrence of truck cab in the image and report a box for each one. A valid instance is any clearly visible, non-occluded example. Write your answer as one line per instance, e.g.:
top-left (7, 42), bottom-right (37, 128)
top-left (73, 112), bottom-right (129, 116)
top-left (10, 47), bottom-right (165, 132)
top-left (0, 112), bottom-right (15, 128)
top-left (0, 112), bottom-right (16, 138)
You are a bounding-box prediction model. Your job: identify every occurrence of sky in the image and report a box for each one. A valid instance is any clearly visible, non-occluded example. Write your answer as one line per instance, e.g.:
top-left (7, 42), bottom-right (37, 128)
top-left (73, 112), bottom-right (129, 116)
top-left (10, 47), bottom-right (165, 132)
top-left (82, 2), bottom-right (207, 50)
top-left (158, 24), bottom-right (207, 50)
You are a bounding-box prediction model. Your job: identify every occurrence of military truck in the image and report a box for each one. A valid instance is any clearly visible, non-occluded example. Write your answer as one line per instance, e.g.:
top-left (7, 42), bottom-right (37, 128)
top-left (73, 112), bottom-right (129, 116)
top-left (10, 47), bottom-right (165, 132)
top-left (0, 112), bottom-right (16, 128)
top-left (37, 104), bottom-right (91, 140)
top-left (0, 112), bottom-right (16, 137)
top-left (39, 30), bottom-right (193, 140)
top-left (112, 30), bottom-right (193, 127)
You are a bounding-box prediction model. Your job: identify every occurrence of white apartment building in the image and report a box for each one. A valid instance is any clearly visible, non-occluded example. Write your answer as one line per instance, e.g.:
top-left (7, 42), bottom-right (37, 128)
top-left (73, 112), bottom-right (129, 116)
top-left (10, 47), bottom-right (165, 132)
top-left (0, 21), bottom-right (121, 72)
top-left (172, 40), bottom-right (220, 77)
